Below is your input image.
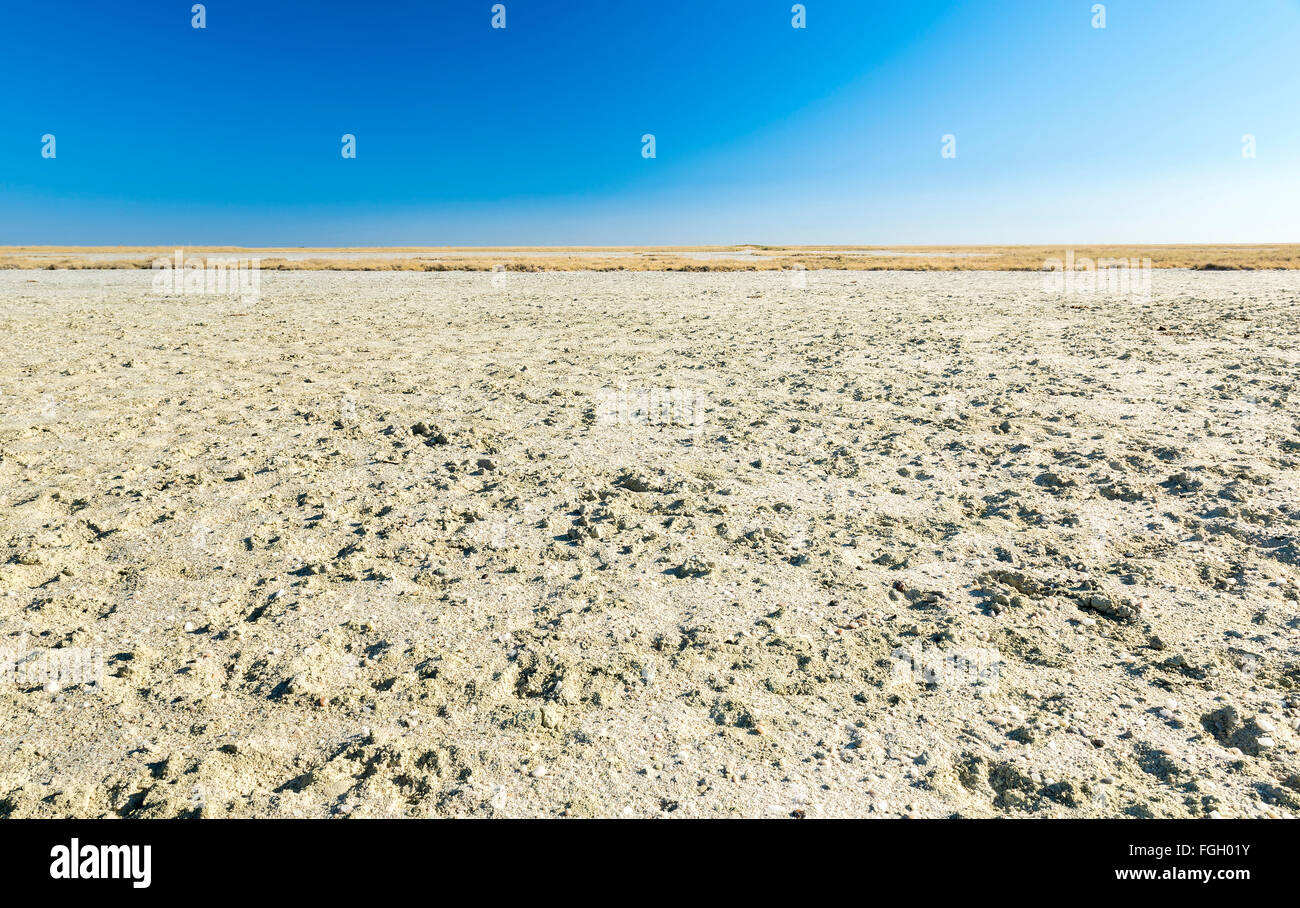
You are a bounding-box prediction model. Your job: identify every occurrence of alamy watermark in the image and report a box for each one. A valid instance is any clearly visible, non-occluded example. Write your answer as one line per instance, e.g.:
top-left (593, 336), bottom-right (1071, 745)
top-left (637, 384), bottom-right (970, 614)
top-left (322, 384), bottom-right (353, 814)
top-left (889, 644), bottom-right (1001, 692)
top-left (151, 249), bottom-right (261, 303)
top-left (595, 384), bottom-right (705, 431)
top-left (1042, 250), bottom-right (1151, 302)
top-left (2, 634), bottom-right (105, 692)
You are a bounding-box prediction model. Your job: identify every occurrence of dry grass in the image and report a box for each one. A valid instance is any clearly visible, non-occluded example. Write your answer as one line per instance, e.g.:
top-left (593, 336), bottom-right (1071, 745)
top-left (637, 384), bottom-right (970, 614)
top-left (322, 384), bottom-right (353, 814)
top-left (3, 244), bottom-right (1299, 271)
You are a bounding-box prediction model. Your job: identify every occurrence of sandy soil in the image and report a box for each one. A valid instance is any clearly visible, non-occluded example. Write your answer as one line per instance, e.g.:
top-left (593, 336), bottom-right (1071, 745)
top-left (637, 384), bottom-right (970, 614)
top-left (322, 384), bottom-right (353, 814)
top-left (1, 268), bottom-right (1297, 819)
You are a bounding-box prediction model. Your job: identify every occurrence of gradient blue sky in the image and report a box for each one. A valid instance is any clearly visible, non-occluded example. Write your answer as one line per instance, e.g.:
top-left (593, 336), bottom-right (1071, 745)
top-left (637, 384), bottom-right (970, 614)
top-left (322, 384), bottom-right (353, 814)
top-left (2, 0), bottom-right (1297, 245)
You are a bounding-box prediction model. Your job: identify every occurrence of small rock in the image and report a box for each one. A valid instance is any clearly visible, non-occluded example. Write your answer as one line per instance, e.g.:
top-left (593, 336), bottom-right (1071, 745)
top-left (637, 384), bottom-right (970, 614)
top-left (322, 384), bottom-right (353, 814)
top-left (616, 472), bottom-right (653, 493)
top-left (675, 555), bottom-right (714, 578)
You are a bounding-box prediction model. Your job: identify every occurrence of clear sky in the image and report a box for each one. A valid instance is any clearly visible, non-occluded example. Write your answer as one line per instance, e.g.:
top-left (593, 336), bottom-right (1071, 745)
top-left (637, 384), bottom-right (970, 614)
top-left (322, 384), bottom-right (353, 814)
top-left (2, 0), bottom-right (1297, 245)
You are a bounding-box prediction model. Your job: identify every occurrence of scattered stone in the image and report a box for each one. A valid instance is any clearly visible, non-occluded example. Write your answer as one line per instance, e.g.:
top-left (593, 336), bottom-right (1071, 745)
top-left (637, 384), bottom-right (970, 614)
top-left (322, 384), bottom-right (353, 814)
top-left (540, 703), bottom-right (563, 729)
top-left (675, 555), bottom-right (714, 578)
top-left (1077, 591), bottom-right (1139, 621)
top-left (616, 472), bottom-right (653, 493)
top-left (1201, 706), bottom-right (1275, 756)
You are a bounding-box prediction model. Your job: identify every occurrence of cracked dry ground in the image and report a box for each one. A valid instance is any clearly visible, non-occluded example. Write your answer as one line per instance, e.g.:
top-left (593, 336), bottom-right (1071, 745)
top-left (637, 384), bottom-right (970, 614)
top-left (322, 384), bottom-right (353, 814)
top-left (1, 269), bottom-right (1298, 818)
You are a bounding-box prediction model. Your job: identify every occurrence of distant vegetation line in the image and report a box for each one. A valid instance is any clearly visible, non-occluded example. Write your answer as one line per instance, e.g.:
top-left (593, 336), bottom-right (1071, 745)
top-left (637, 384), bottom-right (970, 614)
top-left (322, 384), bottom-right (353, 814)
top-left (3, 245), bottom-right (1299, 271)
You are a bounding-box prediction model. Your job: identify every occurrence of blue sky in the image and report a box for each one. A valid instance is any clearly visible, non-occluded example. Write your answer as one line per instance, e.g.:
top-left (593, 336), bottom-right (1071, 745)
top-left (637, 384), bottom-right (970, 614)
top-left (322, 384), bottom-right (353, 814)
top-left (2, 0), bottom-right (1297, 245)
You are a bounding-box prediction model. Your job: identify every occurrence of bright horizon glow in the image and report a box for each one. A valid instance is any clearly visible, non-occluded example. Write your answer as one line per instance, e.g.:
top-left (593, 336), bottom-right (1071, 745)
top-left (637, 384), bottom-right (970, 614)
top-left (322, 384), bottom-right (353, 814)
top-left (2, 0), bottom-right (1298, 245)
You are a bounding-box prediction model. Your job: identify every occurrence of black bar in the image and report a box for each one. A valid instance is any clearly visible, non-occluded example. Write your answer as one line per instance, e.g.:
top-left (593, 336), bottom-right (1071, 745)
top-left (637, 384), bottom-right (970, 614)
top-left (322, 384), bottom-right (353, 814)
top-left (0, 819), bottom-right (1276, 894)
